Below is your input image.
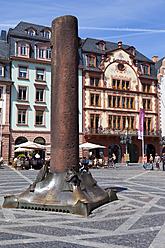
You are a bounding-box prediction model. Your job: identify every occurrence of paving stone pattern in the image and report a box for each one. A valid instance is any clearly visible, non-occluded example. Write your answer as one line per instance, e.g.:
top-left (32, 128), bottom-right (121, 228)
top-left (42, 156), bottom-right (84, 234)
top-left (0, 165), bottom-right (165, 247)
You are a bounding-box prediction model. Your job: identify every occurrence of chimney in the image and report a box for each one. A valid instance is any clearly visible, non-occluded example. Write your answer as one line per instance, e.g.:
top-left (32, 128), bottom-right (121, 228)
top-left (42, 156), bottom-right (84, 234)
top-left (1, 30), bottom-right (6, 41)
top-left (118, 40), bottom-right (122, 48)
top-left (152, 56), bottom-right (159, 63)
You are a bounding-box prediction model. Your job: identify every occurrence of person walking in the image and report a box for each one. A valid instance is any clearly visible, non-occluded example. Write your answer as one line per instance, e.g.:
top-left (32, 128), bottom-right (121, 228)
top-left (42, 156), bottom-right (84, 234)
top-left (112, 153), bottom-right (116, 168)
top-left (143, 154), bottom-right (147, 170)
top-left (155, 153), bottom-right (160, 171)
top-left (162, 153), bottom-right (165, 171)
top-left (149, 154), bottom-right (154, 170)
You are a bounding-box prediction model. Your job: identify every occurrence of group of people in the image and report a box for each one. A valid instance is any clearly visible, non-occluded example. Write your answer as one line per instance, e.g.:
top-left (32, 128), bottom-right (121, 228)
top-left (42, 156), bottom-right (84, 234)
top-left (143, 153), bottom-right (165, 171)
top-left (80, 153), bottom-right (117, 169)
top-left (12, 152), bottom-right (48, 170)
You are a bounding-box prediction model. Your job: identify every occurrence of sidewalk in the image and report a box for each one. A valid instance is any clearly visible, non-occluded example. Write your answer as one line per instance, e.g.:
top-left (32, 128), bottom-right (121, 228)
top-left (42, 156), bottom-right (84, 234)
top-left (0, 164), bottom-right (165, 247)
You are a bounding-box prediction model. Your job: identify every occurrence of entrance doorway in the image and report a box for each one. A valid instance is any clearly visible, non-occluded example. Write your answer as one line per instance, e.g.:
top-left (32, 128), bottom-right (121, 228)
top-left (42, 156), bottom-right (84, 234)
top-left (145, 144), bottom-right (155, 162)
top-left (34, 137), bottom-right (45, 159)
top-left (128, 144), bottom-right (138, 163)
top-left (108, 144), bottom-right (121, 163)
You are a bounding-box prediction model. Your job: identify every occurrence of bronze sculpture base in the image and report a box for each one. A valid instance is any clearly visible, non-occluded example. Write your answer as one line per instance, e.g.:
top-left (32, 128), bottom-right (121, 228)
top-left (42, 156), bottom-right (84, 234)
top-left (2, 168), bottom-right (117, 216)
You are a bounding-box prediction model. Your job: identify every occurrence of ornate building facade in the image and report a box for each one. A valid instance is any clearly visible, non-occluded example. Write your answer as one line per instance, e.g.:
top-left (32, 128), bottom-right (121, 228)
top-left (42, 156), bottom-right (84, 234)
top-left (81, 38), bottom-right (160, 162)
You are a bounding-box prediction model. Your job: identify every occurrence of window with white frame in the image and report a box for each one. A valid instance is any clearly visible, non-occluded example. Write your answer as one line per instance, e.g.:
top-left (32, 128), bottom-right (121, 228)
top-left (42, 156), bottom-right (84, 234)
top-left (39, 48), bottom-right (45, 58)
top-left (29, 30), bottom-right (34, 36)
top-left (46, 48), bottom-right (51, 59)
top-left (19, 66), bottom-right (28, 79)
top-left (36, 88), bottom-right (44, 102)
top-left (35, 110), bottom-right (44, 125)
top-left (18, 109), bottom-right (26, 124)
top-left (21, 44), bottom-right (27, 55)
top-left (36, 68), bottom-right (45, 81)
top-left (45, 31), bottom-right (50, 39)
top-left (18, 87), bottom-right (27, 101)
top-left (0, 65), bottom-right (4, 77)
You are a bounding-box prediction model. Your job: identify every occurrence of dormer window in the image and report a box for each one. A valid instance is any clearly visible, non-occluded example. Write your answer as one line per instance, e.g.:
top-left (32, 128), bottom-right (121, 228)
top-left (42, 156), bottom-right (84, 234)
top-left (26, 27), bottom-right (36, 36)
top-left (45, 31), bottom-right (50, 39)
top-left (21, 44), bottom-right (27, 55)
top-left (97, 40), bottom-right (105, 51)
top-left (17, 40), bottom-right (30, 58)
top-left (99, 43), bottom-right (105, 51)
top-left (36, 43), bottom-right (51, 60)
top-left (87, 55), bottom-right (96, 67)
top-left (0, 64), bottom-right (4, 77)
top-left (29, 30), bottom-right (34, 36)
top-left (41, 28), bottom-right (51, 39)
top-left (143, 64), bottom-right (150, 75)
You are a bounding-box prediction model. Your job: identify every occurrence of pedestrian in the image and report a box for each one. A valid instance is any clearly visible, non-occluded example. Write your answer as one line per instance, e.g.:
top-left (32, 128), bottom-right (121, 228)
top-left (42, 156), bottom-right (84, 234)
top-left (162, 153), bottom-right (165, 171)
top-left (149, 154), bottom-right (154, 170)
top-left (143, 154), bottom-right (147, 170)
top-left (155, 153), bottom-right (160, 170)
top-left (111, 153), bottom-right (116, 168)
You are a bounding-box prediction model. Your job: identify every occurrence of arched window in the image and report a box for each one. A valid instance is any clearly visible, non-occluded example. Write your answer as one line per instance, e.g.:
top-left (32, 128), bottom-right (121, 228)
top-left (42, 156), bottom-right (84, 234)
top-left (33, 137), bottom-right (45, 145)
top-left (15, 136), bottom-right (28, 146)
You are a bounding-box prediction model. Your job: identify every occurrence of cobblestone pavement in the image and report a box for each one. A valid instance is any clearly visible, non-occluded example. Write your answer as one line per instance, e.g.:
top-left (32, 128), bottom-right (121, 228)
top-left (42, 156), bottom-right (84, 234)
top-left (0, 164), bottom-right (165, 248)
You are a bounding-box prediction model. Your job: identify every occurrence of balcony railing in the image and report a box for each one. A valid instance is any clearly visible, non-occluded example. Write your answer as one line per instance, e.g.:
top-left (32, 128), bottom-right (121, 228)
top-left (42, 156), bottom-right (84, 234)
top-left (85, 127), bottom-right (161, 136)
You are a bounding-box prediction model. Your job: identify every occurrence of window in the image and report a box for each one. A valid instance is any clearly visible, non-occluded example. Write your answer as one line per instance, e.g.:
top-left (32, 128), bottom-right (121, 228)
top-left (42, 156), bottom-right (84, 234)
top-left (143, 99), bottom-right (151, 110)
top-left (36, 110), bottom-right (44, 125)
top-left (118, 64), bottom-right (125, 71)
top-left (46, 48), bottom-right (51, 59)
top-left (36, 88), bottom-right (44, 102)
top-left (130, 49), bottom-right (135, 55)
top-left (18, 87), bottom-right (27, 101)
top-left (0, 87), bottom-right (3, 99)
top-left (90, 77), bottom-right (99, 87)
top-left (122, 116), bottom-right (135, 130)
top-left (17, 41), bottom-right (30, 58)
top-left (144, 117), bottom-right (151, 135)
top-left (108, 95), bottom-right (121, 108)
top-left (122, 80), bottom-right (129, 90)
top-left (19, 66), bottom-right (28, 79)
top-left (45, 31), bottom-right (50, 39)
top-left (18, 109), bottom-right (26, 124)
top-left (109, 115), bottom-right (121, 129)
top-left (90, 114), bottom-right (99, 133)
top-left (21, 44), bottom-right (27, 55)
top-left (0, 65), bottom-right (4, 77)
top-left (36, 68), bottom-right (45, 81)
top-left (29, 30), bottom-right (34, 36)
top-left (88, 55), bottom-right (96, 67)
top-left (99, 43), bottom-right (105, 50)
top-left (122, 97), bottom-right (134, 109)
top-left (39, 48), bottom-right (45, 58)
top-left (90, 93), bottom-right (100, 106)
top-left (143, 65), bottom-right (150, 75)
top-left (142, 84), bottom-right (150, 93)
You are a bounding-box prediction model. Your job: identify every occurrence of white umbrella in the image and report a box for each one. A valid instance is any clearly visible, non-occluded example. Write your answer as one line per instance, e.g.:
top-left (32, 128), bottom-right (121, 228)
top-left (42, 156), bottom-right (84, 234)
top-left (14, 147), bottom-right (32, 153)
top-left (15, 141), bottom-right (45, 150)
top-left (79, 142), bottom-right (106, 150)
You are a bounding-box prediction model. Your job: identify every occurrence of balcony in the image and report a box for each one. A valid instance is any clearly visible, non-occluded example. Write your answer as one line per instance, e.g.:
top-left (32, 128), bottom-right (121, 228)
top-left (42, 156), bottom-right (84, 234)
top-left (85, 127), bottom-right (161, 137)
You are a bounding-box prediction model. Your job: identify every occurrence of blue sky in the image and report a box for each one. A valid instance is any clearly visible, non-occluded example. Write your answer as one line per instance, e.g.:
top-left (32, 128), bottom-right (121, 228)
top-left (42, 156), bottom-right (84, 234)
top-left (0, 0), bottom-right (165, 60)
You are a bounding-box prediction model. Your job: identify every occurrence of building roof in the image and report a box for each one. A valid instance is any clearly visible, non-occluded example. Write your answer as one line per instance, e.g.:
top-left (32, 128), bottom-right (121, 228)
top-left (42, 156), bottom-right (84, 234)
top-left (155, 57), bottom-right (165, 72)
top-left (81, 38), bottom-right (153, 63)
top-left (8, 21), bottom-right (51, 41)
top-left (81, 38), bottom-right (157, 79)
top-left (0, 40), bottom-right (9, 60)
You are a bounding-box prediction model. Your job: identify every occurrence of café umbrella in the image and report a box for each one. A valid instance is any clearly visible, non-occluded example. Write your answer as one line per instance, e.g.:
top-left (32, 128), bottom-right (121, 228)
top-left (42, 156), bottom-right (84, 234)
top-left (15, 141), bottom-right (45, 150)
top-left (79, 142), bottom-right (106, 150)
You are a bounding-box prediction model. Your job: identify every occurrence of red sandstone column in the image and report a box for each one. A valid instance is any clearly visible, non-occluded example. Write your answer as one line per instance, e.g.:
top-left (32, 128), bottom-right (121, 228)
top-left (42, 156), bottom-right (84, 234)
top-left (50, 15), bottom-right (79, 173)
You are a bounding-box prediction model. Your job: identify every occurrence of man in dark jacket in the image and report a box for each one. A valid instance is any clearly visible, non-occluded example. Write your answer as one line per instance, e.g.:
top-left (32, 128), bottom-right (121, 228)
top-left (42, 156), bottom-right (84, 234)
top-left (162, 153), bottom-right (165, 171)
